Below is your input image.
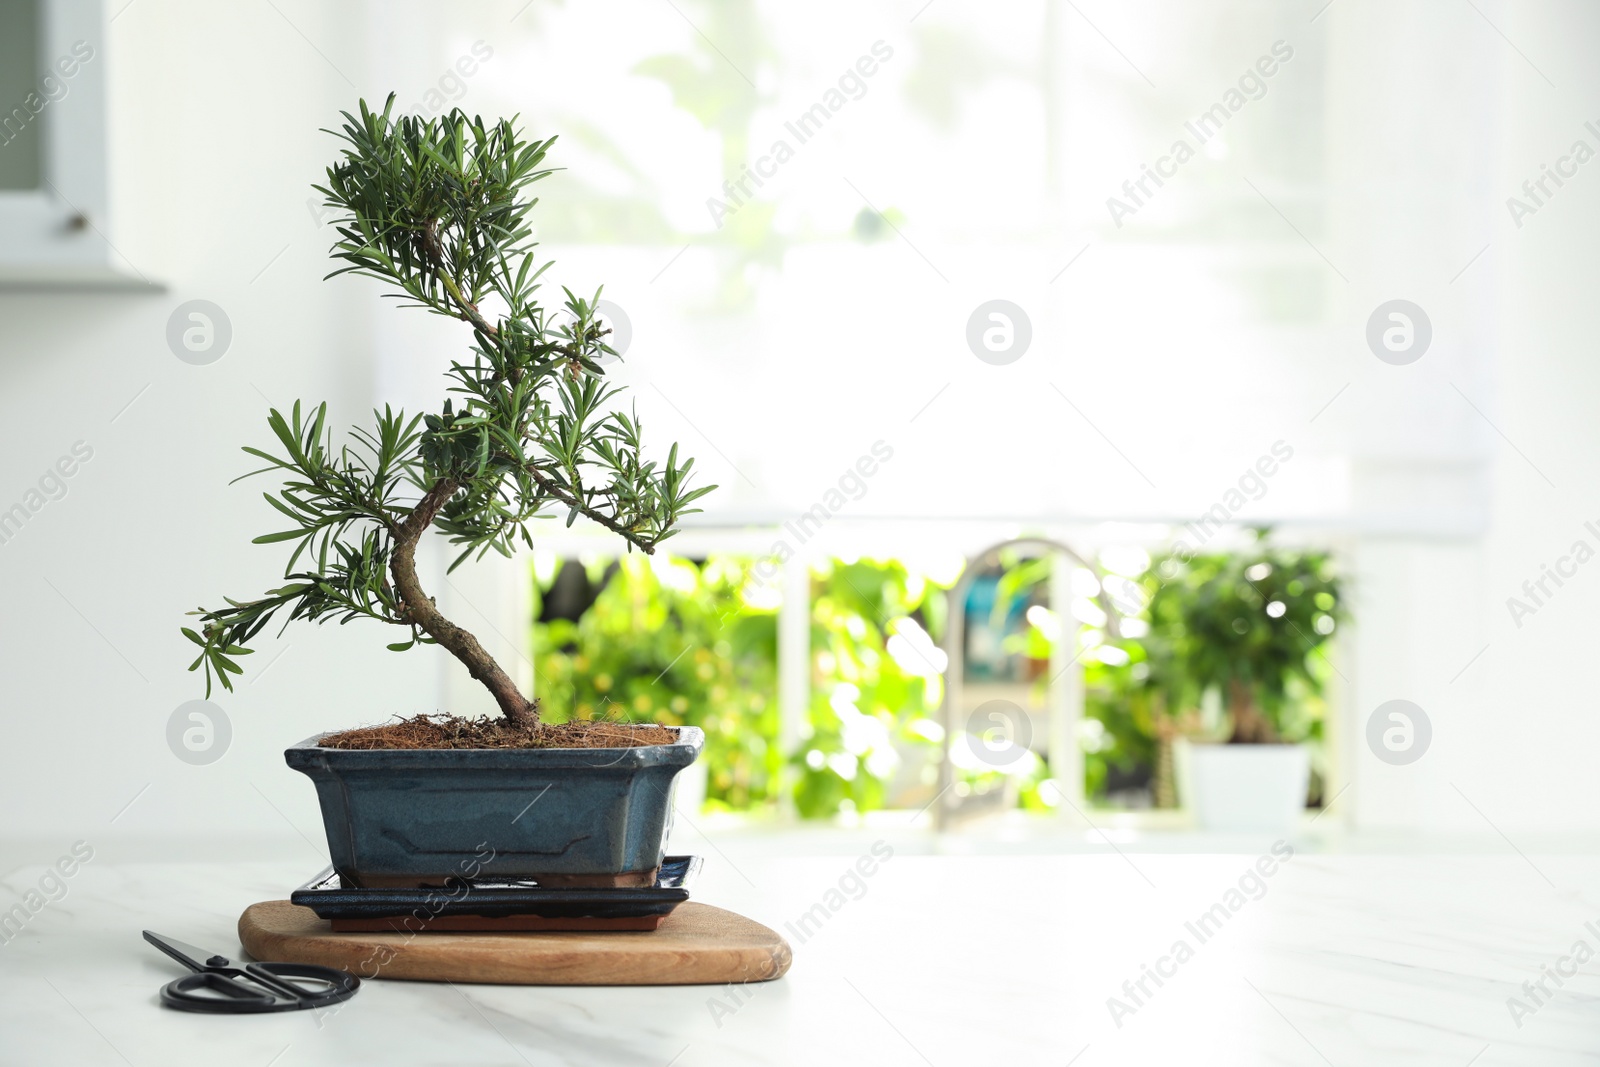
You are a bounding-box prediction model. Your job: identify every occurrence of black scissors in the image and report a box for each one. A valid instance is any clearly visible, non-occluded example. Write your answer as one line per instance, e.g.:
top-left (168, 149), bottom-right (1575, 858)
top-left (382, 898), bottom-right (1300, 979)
top-left (143, 931), bottom-right (360, 1014)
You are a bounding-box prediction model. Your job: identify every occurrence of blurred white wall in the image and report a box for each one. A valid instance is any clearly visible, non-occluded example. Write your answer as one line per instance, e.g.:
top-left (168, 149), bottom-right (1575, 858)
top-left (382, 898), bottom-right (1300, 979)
top-left (0, 0), bottom-right (1597, 854)
top-left (0, 1), bottom-right (489, 861)
top-left (1350, 0), bottom-right (1600, 834)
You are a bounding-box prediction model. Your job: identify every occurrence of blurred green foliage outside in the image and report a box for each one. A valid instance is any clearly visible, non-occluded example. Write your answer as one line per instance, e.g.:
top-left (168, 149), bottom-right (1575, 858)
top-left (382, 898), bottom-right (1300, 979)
top-left (532, 538), bottom-right (1342, 817)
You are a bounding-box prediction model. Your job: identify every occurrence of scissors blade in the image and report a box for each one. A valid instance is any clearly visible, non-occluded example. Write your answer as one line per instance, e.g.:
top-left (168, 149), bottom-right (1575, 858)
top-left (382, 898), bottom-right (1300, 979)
top-left (143, 931), bottom-right (228, 973)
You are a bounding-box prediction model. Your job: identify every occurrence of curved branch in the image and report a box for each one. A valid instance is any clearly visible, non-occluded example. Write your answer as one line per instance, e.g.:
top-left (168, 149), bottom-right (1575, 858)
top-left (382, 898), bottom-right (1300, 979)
top-left (390, 477), bottom-right (537, 725)
top-left (525, 464), bottom-right (654, 551)
top-left (423, 219), bottom-right (500, 340)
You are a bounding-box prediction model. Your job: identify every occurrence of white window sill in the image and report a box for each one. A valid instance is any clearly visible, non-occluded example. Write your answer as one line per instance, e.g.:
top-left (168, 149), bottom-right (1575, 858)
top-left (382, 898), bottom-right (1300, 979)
top-left (0, 264), bottom-right (162, 291)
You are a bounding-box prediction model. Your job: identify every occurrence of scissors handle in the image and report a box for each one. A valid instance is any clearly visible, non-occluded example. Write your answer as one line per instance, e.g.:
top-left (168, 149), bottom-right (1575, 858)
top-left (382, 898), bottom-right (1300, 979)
top-left (160, 962), bottom-right (359, 1014)
top-left (249, 962), bottom-right (361, 1005)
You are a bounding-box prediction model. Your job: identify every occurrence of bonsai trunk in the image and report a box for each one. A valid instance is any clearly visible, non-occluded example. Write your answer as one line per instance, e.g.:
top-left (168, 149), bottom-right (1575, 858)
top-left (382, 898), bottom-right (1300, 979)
top-left (1226, 679), bottom-right (1276, 744)
top-left (390, 478), bottom-right (538, 727)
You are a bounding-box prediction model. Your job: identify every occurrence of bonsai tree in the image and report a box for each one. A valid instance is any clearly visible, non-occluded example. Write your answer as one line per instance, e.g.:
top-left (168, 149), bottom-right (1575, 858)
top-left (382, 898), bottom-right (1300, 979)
top-left (1145, 532), bottom-right (1343, 745)
top-left (183, 97), bottom-right (714, 730)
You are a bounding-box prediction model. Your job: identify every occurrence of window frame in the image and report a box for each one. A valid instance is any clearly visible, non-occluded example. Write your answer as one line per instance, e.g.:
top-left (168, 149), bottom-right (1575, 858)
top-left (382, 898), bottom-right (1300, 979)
top-left (0, 0), bottom-right (145, 288)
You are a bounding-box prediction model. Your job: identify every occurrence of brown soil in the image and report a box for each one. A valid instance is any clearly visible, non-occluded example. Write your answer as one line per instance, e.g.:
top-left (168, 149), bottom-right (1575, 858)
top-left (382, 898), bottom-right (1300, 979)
top-left (319, 715), bottom-right (678, 750)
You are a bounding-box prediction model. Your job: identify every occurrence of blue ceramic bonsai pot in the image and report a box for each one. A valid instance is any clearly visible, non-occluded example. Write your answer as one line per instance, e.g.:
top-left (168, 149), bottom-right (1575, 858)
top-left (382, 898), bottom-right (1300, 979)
top-left (285, 727), bottom-right (704, 888)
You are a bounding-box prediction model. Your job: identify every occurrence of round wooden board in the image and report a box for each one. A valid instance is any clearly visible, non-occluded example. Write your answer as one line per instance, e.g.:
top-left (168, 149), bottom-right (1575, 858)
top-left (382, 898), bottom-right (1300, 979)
top-left (238, 900), bottom-right (792, 986)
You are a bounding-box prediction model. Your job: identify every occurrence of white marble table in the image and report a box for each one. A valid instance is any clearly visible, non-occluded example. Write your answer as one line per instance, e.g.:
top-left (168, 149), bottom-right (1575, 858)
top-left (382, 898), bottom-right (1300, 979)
top-left (4, 833), bottom-right (1600, 1066)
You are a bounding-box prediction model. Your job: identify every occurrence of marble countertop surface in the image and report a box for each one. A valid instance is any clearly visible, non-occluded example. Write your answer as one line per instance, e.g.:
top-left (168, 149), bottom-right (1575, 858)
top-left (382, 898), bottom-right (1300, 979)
top-left (4, 833), bottom-right (1600, 1066)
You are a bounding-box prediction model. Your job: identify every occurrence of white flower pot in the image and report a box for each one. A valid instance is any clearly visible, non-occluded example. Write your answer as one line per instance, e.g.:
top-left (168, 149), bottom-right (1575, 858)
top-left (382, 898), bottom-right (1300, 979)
top-left (1175, 740), bottom-right (1310, 832)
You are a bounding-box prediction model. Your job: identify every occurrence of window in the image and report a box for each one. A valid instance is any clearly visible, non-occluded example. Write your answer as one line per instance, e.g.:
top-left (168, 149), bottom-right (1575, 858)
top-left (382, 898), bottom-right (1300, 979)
top-left (0, 0), bottom-right (138, 287)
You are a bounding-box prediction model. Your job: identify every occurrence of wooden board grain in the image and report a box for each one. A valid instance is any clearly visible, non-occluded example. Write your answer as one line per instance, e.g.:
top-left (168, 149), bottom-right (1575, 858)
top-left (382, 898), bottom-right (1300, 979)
top-left (238, 900), bottom-right (792, 986)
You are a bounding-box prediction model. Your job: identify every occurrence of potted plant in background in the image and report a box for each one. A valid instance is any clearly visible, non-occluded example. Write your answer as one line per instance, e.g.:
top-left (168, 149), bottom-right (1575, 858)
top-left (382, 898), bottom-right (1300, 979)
top-left (1147, 534), bottom-right (1343, 831)
top-left (182, 98), bottom-right (715, 888)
